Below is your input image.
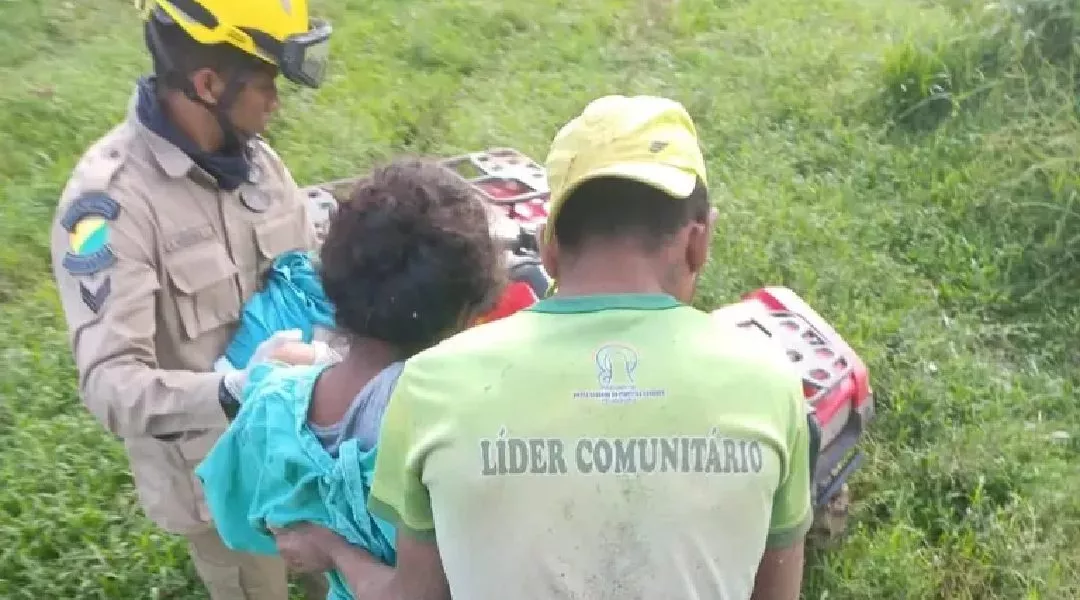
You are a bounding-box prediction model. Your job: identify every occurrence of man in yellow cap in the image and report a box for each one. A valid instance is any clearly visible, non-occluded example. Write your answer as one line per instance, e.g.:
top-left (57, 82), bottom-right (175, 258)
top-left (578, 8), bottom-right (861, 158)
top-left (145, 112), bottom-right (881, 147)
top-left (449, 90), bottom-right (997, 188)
top-left (270, 95), bottom-right (812, 600)
top-left (49, 1), bottom-right (333, 597)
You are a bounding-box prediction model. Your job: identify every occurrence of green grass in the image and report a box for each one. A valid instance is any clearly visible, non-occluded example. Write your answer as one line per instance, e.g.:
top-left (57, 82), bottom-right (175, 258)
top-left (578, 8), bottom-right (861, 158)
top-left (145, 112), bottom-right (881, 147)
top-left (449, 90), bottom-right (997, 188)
top-left (2, 0), bottom-right (1079, 597)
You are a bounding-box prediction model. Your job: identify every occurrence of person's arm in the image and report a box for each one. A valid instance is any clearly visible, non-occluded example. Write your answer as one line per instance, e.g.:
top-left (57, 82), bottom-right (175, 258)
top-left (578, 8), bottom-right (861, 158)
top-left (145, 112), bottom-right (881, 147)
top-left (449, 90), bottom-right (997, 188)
top-left (50, 190), bottom-right (230, 440)
top-left (751, 377), bottom-right (813, 600)
top-left (361, 363), bottom-right (451, 599)
top-left (275, 522), bottom-right (447, 600)
top-left (272, 362), bottom-right (449, 599)
top-left (275, 363), bottom-right (450, 599)
top-left (750, 541), bottom-right (805, 600)
top-left (309, 527), bottom-right (448, 600)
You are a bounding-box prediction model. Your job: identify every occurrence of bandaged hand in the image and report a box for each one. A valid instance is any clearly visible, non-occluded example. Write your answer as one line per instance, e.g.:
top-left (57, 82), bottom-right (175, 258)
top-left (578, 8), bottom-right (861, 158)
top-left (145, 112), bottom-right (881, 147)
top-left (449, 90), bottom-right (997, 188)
top-left (222, 329), bottom-right (305, 401)
top-left (251, 329), bottom-right (306, 365)
top-left (267, 340), bottom-right (341, 366)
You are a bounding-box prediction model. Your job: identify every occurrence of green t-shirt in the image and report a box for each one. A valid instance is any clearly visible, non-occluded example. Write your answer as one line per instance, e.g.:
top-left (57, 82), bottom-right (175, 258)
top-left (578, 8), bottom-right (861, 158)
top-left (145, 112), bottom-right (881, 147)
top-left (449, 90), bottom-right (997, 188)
top-left (368, 293), bottom-right (812, 600)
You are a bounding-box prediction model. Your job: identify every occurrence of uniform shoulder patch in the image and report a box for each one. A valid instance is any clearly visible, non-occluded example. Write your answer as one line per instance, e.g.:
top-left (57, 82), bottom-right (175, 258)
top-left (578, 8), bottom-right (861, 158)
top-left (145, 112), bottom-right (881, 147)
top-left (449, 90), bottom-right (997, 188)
top-left (60, 192), bottom-right (121, 277)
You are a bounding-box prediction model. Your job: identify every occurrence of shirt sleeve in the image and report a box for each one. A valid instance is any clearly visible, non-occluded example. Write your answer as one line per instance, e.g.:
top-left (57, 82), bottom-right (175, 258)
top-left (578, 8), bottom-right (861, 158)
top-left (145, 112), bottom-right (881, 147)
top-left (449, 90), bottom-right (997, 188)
top-left (51, 188), bottom-right (227, 441)
top-left (367, 364), bottom-right (437, 541)
top-left (765, 375), bottom-right (814, 548)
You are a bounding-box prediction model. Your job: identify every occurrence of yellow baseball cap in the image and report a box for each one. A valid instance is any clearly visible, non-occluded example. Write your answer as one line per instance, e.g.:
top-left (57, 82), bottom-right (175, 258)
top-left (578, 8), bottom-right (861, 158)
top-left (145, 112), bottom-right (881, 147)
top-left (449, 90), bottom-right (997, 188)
top-left (542, 94), bottom-right (708, 243)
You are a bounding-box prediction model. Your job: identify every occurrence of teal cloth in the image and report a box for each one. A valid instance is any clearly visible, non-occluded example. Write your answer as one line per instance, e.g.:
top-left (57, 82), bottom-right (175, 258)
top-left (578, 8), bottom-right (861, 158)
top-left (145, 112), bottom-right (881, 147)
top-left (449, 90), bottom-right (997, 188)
top-left (195, 362), bottom-right (397, 599)
top-left (223, 250), bottom-right (337, 369)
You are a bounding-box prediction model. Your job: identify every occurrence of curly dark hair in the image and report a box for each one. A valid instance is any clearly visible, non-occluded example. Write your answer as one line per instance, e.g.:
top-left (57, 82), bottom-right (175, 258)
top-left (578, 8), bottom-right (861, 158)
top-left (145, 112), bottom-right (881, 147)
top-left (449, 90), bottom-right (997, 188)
top-left (318, 158), bottom-right (505, 357)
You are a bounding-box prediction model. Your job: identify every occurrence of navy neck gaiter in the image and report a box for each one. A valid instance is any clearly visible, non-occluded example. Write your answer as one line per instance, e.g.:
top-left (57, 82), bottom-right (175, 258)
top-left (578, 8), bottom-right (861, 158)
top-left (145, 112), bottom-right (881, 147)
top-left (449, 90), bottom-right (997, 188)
top-left (135, 76), bottom-right (252, 192)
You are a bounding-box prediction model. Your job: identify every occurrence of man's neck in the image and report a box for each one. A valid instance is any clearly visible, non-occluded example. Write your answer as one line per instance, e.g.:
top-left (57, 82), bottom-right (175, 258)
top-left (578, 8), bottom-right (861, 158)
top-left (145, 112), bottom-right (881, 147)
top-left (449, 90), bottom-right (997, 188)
top-left (552, 248), bottom-right (673, 297)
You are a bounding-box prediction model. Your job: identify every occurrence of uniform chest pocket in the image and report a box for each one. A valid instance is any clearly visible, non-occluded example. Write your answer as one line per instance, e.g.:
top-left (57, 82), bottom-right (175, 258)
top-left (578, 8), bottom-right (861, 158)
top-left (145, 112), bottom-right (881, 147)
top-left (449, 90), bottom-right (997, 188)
top-left (164, 242), bottom-right (241, 341)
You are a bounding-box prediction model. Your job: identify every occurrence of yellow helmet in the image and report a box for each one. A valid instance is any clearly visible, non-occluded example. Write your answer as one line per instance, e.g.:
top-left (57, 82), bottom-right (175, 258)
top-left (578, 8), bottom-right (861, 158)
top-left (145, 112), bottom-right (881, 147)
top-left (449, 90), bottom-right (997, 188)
top-left (136, 0), bottom-right (332, 88)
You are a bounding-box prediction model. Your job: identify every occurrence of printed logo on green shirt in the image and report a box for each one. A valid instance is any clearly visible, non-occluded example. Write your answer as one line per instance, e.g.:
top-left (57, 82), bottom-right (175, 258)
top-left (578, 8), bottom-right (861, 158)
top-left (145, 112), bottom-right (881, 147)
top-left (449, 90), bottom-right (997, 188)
top-left (573, 343), bottom-right (666, 404)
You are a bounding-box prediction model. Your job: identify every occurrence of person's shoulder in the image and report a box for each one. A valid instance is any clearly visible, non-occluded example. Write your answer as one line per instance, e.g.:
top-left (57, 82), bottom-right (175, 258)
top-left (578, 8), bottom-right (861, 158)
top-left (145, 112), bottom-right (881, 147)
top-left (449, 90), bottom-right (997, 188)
top-left (55, 122), bottom-right (145, 220)
top-left (248, 135), bottom-right (306, 210)
top-left (674, 306), bottom-right (800, 383)
top-left (62, 121), bottom-right (139, 190)
top-left (433, 311), bottom-right (538, 357)
top-left (50, 123), bottom-right (154, 272)
top-left (249, 135), bottom-right (294, 182)
top-left (396, 313), bottom-right (538, 386)
top-left (250, 134), bottom-right (285, 164)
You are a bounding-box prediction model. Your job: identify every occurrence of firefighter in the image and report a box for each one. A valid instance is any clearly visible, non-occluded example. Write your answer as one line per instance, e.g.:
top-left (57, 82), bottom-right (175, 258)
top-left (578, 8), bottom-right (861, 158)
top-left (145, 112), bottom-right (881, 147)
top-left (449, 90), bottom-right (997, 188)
top-left (49, 0), bottom-right (333, 597)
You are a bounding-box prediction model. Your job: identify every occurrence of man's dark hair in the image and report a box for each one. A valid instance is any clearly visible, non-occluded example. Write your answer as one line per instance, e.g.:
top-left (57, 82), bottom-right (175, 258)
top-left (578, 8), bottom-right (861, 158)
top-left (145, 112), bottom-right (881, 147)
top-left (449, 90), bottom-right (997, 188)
top-left (552, 176), bottom-right (711, 254)
top-left (318, 158), bottom-right (504, 357)
top-left (146, 15), bottom-right (270, 91)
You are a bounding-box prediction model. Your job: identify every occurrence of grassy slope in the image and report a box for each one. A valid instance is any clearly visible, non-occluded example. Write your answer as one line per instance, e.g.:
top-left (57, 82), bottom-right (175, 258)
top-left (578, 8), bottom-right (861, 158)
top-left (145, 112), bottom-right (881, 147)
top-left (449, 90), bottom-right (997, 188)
top-left (1, 0), bottom-right (1078, 598)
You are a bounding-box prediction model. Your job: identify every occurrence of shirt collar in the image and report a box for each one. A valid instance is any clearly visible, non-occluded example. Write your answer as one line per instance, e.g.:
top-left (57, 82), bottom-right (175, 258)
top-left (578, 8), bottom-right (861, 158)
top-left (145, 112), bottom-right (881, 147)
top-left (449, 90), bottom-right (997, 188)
top-left (528, 293), bottom-right (684, 314)
top-left (126, 84), bottom-right (195, 180)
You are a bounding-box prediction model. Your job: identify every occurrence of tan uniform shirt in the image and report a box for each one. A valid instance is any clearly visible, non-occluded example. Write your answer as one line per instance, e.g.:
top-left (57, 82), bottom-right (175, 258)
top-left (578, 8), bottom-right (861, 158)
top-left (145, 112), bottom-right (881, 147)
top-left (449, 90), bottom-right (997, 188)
top-left (50, 97), bottom-right (318, 535)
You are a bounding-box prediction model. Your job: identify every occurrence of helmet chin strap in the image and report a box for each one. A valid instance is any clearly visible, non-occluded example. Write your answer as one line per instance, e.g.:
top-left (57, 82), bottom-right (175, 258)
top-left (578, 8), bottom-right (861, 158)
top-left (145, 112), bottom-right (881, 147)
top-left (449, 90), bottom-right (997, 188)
top-left (194, 74), bottom-right (252, 154)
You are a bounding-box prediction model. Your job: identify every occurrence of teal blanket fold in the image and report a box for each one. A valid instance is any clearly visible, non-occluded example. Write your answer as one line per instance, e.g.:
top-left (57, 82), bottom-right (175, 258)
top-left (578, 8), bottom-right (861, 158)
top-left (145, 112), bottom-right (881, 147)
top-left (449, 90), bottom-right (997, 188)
top-left (196, 362), bottom-right (397, 599)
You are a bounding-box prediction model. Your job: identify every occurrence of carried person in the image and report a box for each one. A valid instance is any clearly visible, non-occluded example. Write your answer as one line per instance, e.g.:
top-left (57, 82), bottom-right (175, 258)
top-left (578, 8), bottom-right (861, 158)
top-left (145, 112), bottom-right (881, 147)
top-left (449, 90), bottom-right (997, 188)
top-left (195, 158), bottom-right (504, 600)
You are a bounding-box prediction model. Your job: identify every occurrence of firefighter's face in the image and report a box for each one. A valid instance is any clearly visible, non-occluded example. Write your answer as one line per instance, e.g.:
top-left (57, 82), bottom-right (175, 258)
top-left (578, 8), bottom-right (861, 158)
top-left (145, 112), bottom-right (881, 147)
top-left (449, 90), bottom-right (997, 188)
top-left (190, 64), bottom-right (281, 138)
top-left (226, 68), bottom-right (281, 136)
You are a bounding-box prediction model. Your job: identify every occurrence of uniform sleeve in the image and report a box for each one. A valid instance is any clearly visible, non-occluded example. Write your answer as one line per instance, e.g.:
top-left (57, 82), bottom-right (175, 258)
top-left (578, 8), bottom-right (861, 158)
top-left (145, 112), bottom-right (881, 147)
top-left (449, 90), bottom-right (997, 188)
top-left (367, 365), bottom-right (437, 541)
top-left (766, 375), bottom-right (814, 548)
top-left (51, 190), bottom-right (227, 441)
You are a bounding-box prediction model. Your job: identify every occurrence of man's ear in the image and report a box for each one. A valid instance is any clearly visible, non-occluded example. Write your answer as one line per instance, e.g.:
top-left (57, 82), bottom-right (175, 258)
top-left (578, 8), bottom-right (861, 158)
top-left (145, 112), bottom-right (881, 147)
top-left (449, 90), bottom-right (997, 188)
top-left (685, 207), bottom-right (718, 275)
top-left (538, 224), bottom-right (560, 282)
top-left (190, 67), bottom-right (224, 105)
